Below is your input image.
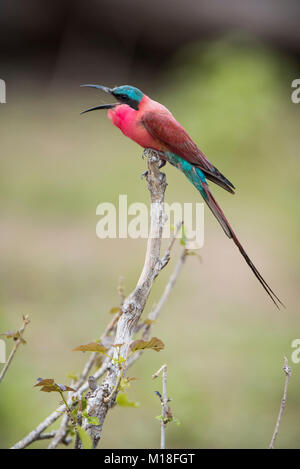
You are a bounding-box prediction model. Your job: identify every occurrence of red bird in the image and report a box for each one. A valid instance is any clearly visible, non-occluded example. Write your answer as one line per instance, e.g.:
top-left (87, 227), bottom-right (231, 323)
top-left (81, 84), bottom-right (283, 308)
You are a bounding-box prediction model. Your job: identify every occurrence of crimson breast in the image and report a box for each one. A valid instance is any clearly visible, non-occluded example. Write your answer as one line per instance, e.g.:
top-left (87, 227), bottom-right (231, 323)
top-left (108, 104), bottom-right (162, 151)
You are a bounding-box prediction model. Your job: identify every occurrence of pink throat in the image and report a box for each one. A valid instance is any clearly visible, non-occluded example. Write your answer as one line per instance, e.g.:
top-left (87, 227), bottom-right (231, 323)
top-left (107, 96), bottom-right (162, 150)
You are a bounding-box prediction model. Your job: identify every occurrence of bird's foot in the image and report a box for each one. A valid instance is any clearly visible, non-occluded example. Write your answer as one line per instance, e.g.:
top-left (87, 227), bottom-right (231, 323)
top-left (142, 148), bottom-right (155, 160)
top-left (158, 159), bottom-right (166, 170)
top-left (141, 155), bottom-right (166, 179)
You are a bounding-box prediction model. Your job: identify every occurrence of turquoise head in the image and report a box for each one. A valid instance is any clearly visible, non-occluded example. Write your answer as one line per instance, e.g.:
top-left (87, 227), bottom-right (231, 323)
top-left (80, 84), bottom-right (144, 114)
top-left (111, 85), bottom-right (144, 110)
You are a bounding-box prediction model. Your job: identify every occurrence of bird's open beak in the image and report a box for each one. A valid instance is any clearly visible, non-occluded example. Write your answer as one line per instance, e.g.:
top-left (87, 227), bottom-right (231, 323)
top-left (80, 84), bottom-right (117, 114)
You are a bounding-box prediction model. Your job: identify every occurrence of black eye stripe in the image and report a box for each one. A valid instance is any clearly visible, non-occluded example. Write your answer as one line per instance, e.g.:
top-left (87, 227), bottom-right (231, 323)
top-left (112, 92), bottom-right (139, 110)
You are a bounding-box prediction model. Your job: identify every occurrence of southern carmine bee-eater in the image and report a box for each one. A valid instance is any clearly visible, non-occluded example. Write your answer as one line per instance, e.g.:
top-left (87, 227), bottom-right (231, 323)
top-left (81, 84), bottom-right (283, 309)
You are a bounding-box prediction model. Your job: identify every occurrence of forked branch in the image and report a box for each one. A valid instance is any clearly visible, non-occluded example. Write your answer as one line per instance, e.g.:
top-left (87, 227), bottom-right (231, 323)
top-left (12, 149), bottom-right (188, 450)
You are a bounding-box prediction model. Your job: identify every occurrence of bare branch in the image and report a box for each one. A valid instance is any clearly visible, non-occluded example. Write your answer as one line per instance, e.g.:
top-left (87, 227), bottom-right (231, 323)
top-left (74, 395), bottom-right (83, 449)
top-left (81, 150), bottom-right (167, 448)
top-left (0, 315), bottom-right (30, 385)
top-left (153, 364), bottom-right (168, 449)
top-left (147, 249), bottom-right (187, 330)
top-left (159, 221), bottom-right (183, 270)
top-left (269, 357), bottom-right (291, 449)
top-left (47, 414), bottom-right (69, 449)
top-left (118, 276), bottom-right (125, 307)
top-left (126, 248), bottom-right (187, 376)
top-left (39, 431), bottom-right (71, 445)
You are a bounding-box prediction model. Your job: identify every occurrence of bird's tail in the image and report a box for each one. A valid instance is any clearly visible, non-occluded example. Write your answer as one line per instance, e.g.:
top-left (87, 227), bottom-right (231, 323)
top-left (202, 183), bottom-right (284, 309)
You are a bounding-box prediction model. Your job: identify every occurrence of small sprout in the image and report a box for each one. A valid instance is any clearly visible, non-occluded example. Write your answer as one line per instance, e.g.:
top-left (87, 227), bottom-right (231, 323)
top-left (119, 377), bottom-right (137, 392)
top-left (66, 372), bottom-right (79, 381)
top-left (0, 331), bottom-right (26, 344)
top-left (186, 249), bottom-right (202, 262)
top-left (155, 415), bottom-right (164, 422)
top-left (109, 307), bottom-right (120, 315)
top-left (166, 406), bottom-right (173, 420)
top-left (180, 224), bottom-right (187, 246)
top-left (144, 319), bottom-right (156, 326)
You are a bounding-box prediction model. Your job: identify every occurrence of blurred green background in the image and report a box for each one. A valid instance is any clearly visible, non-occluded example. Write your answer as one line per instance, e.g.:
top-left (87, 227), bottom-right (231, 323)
top-left (0, 33), bottom-right (300, 448)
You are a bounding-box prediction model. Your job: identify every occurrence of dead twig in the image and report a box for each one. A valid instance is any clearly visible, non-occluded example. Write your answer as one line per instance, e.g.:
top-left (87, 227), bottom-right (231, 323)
top-left (269, 357), bottom-right (291, 449)
top-left (81, 150), bottom-right (168, 448)
top-left (153, 364), bottom-right (168, 449)
top-left (0, 315), bottom-right (30, 385)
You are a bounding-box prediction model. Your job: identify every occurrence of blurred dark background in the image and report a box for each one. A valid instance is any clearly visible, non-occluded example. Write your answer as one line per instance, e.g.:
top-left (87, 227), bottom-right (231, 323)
top-left (0, 0), bottom-right (300, 450)
top-left (1, 0), bottom-right (300, 87)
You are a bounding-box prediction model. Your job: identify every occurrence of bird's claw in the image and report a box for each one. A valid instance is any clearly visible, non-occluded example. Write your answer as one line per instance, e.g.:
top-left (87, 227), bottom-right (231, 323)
top-left (142, 148), bottom-right (153, 160)
top-left (142, 149), bottom-right (149, 160)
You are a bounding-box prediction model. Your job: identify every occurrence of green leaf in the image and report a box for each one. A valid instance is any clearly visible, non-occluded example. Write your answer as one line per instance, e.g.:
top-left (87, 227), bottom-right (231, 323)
top-left (144, 319), bottom-right (156, 326)
top-left (77, 426), bottom-right (93, 449)
top-left (87, 416), bottom-right (100, 425)
top-left (116, 393), bottom-right (139, 408)
top-left (130, 337), bottom-right (164, 353)
top-left (73, 342), bottom-right (106, 353)
top-left (119, 377), bottom-right (137, 391)
top-left (81, 396), bottom-right (87, 412)
top-left (180, 224), bottom-right (187, 246)
top-left (66, 372), bottom-right (79, 381)
top-left (81, 410), bottom-right (99, 425)
top-left (109, 307), bottom-right (120, 315)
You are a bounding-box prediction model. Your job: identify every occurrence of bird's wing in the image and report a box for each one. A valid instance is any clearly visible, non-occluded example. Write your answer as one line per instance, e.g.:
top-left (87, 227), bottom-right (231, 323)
top-left (143, 110), bottom-right (235, 193)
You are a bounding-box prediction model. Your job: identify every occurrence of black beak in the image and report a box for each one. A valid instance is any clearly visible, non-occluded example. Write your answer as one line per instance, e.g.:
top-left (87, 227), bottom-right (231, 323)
top-left (80, 84), bottom-right (117, 114)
